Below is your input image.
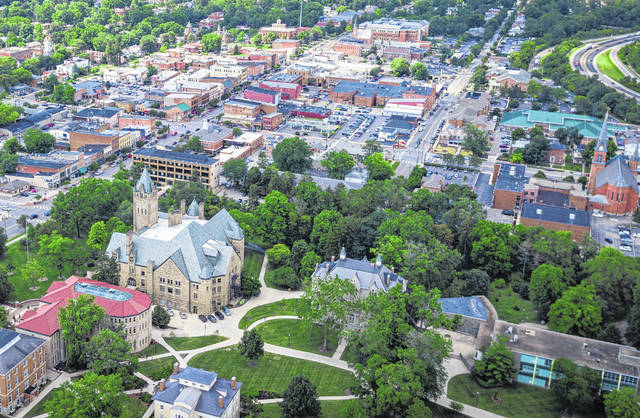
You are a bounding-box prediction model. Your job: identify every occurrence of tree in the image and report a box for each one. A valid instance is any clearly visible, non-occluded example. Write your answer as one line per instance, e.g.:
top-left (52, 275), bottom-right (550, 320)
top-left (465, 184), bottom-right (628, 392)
top-left (363, 140), bottom-right (382, 157)
top-left (92, 254), bottom-right (120, 285)
top-left (52, 83), bottom-right (75, 104)
top-left (86, 329), bottom-right (137, 380)
top-left (266, 243), bottom-right (290, 267)
top-left (253, 191), bottom-right (295, 245)
top-left (0, 268), bottom-right (14, 304)
top-left (0, 228), bottom-right (5, 258)
top-left (273, 137), bottom-right (312, 173)
top-left (45, 372), bottom-right (125, 418)
top-left (87, 221), bottom-right (108, 251)
top-left (239, 329), bottom-right (264, 361)
top-left (530, 264), bottom-right (566, 319)
top-left (474, 336), bottom-right (516, 387)
top-left (364, 153), bottom-right (394, 181)
top-left (38, 231), bottom-right (75, 278)
top-left (241, 274), bottom-right (261, 298)
top-left (23, 129), bottom-right (56, 154)
top-left (269, 266), bottom-right (301, 289)
top-left (43, 74), bottom-right (59, 93)
top-left (548, 283), bottom-right (602, 338)
top-left (390, 58), bottom-right (410, 76)
top-left (410, 62), bottom-right (430, 80)
top-left (298, 276), bottom-right (358, 351)
top-left (300, 251), bottom-right (322, 279)
top-left (201, 33), bottom-right (222, 53)
top-left (551, 358), bottom-right (601, 413)
top-left (321, 150), bottom-right (354, 179)
top-left (223, 159), bottom-right (248, 185)
top-left (604, 387), bottom-right (640, 418)
top-left (459, 269), bottom-right (490, 296)
top-left (633, 208), bottom-right (640, 224)
top-left (58, 295), bottom-right (106, 369)
top-left (523, 135), bottom-right (550, 165)
top-left (152, 305), bottom-right (170, 328)
top-left (21, 259), bottom-right (45, 290)
top-left (281, 376), bottom-right (321, 418)
top-left (139, 35), bottom-right (157, 54)
top-left (462, 124), bottom-right (489, 157)
top-left (512, 127), bottom-right (526, 141)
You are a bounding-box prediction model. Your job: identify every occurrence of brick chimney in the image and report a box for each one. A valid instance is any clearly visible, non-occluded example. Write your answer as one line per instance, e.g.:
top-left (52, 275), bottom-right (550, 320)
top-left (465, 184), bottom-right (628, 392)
top-left (218, 395), bottom-right (224, 408)
top-left (173, 362), bottom-right (180, 375)
top-left (231, 376), bottom-right (237, 390)
top-left (180, 199), bottom-right (186, 214)
top-left (198, 202), bottom-right (205, 219)
top-left (168, 209), bottom-right (182, 227)
top-left (158, 379), bottom-right (166, 392)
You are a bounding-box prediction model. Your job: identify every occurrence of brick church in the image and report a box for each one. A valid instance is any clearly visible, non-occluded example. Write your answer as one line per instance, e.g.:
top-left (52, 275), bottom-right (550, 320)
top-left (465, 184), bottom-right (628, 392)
top-left (587, 112), bottom-right (639, 215)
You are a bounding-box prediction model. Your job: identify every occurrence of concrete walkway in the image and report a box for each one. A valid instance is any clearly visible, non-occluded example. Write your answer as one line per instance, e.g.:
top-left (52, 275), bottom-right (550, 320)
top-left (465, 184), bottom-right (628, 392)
top-left (258, 395), bottom-right (357, 404)
top-left (15, 372), bottom-right (70, 418)
top-left (331, 338), bottom-right (347, 361)
top-left (246, 315), bottom-right (300, 330)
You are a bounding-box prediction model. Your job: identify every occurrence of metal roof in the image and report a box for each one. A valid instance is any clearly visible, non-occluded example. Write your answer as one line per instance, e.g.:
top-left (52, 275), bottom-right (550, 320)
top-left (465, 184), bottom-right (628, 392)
top-left (0, 329), bottom-right (45, 375)
top-left (520, 203), bottom-right (590, 227)
top-left (134, 147), bottom-right (218, 165)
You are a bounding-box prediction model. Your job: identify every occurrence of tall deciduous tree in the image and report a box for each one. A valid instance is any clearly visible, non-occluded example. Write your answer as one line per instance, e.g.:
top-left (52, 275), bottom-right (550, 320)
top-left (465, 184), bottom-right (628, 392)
top-left (272, 137), bottom-right (312, 173)
top-left (239, 329), bottom-right (264, 361)
top-left (223, 159), bottom-right (248, 185)
top-left (298, 276), bottom-right (358, 351)
top-left (45, 372), bottom-right (125, 418)
top-left (390, 58), bottom-right (410, 76)
top-left (23, 129), bottom-right (56, 154)
top-left (363, 153), bottom-right (394, 181)
top-left (281, 375), bottom-right (321, 418)
top-left (548, 283), bottom-right (602, 338)
top-left (86, 328), bottom-right (137, 381)
top-left (603, 387), bottom-right (640, 418)
top-left (92, 254), bottom-right (120, 285)
top-left (0, 268), bottom-right (14, 304)
top-left (58, 295), bottom-right (106, 369)
top-left (530, 263), bottom-right (566, 319)
top-left (474, 336), bottom-right (516, 387)
top-left (462, 124), bottom-right (489, 157)
top-left (151, 305), bottom-right (170, 328)
top-left (87, 221), bottom-right (108, 251)
top-left (201, 33), bottom-right (222, 52)
top-left (551, 358), bottom-right (601, 413)
top-left (321, 150), bottom-right (354, 179)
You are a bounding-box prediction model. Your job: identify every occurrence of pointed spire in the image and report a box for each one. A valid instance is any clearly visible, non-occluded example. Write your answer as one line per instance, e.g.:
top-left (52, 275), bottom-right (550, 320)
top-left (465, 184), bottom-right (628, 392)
top-left (596, 110), bottom-right (609, 154)
top-left (135, 167), bottom-right (155, 194)
top-left (187, 197), bottom-right (199, 216)
top-left (632, 141), bottom-right (640, 162)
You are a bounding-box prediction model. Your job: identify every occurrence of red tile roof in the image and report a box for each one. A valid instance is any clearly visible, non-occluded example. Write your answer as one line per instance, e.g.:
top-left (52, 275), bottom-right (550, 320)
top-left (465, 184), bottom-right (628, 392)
top-left (16, 276), bottom-right (151, 337)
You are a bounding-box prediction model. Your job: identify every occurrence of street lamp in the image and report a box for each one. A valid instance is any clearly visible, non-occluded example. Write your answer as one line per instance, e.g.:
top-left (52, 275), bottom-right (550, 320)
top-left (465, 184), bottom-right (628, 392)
top-left (288, 333), bottom-right (291, 347)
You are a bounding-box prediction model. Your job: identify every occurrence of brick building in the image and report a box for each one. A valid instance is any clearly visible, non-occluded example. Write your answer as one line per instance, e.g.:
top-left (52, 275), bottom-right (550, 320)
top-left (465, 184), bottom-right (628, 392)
top-left (243, 86), bottom-right (281, 105)
top-left (259, 73), bottom-right (302, 100)
top-left (353, 18), bottom-right (429, 44)
top-left (519, 203), bottom-right (591, 242)
top-left (0, 329), bottom-right (46, 415)
top-left (259, 112), bottom-right (284, 130)
top-left (333, 38), bottom-right (366, 56)
top-left (69, 129), bottom-right (120, 151)
top-left (119, 115), bottom-right (157, 132)
top-left (223, 99), bottom-right (262, 121)
top-left (491, 163), bottom-right (526, 210)
top-left (546, 141), bottom-right (566, 165)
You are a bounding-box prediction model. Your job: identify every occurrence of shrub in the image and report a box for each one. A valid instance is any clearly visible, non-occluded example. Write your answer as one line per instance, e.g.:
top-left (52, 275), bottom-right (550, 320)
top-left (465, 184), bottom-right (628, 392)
top-left (493, 278), bottom-right (507, 289)
top-left (269, 266), bottom-right (301, 289)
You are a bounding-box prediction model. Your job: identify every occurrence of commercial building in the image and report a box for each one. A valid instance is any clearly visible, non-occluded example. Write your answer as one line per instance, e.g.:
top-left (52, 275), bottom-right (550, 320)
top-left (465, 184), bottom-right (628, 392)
top-left (73, 107), bottom-right (121, 127)
top-left (259, 73), bottom-right (302, 100)
top-left (501, 110), bottom-right (626, 140)
top-left (0, 329), bottom-right (46, 415)
top-left (106, 168), bottom-right (244, 314)
top-left (118, 114), bottom-right (157, 132)
top-left (15, 276), bottom-right (152, 366)
top-left (14, 156), bottom-right (76, 188)
top-left (132, 148), bottom-right (221, 190)
top-left (243, 86), bottom-right (281, 106)
top-left (490, 163), bottom-right (526, 210)
top-left (223, 99), bottom-right (262, 122)
top-left (153, 365), bottom-right (241, 418)
top-left (333, 38), bottom-right (366, 56)
top-left (330, 80), bottom-right (435, 109)
top-left (352, 18), bottom-right (429, 44)
top-left (198, 121), bottom-right (233, 153)
top-left (0, 180), bottom-right (29, 197)
top-left (519, 203), bottom-right (591, 242)
top-left (259, 19), bottom-right (301, 39)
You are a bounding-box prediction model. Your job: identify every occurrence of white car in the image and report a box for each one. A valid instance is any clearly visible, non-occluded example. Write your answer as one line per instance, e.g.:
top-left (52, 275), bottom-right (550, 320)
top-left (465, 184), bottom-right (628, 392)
top-left (619, 244), bottom-right (633, 252)
top-left (592, 211), bottom-right (604, 218)
top-left (633, 233), bottom-right (640, 238)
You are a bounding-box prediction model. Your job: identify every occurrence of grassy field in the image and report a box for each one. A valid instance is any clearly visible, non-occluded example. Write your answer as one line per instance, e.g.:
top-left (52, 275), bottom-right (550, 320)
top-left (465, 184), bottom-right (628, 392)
top-left (253, 319), bottom-right (339, 356)
top-left (243, 249), bottom-right (265, 281)
top-left (120, 395), bottom-right (149, 418)
top-left (188, 346), bottom-right (357, 396)
top-left (447, 374), bottom-right (603, 418)
top-left (0, 240), bottom-right (88, 301)
top-left (136, 342), bottom-right (169, 358)
top-left (596, 50), bottom-right (625, 82)
top-left (488, 285), bottom-right (537, 323)
top-left (164, 335), bottom-right (227, 351)
top-left (137, 356), bottom-right (177, 381)
top-left (239, 299), bottom-right (300, 329)
top-left (262, 400), bottom-right (465, 417)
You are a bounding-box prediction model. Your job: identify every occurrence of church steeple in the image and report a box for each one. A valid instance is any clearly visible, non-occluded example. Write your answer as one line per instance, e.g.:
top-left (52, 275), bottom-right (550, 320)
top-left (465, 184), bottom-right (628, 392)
top-left (630, 141), bottom-right (640, 173)
top-left (593, 110), bottom-right (609, 164)
top-left (133, 167), bottom-right (158, 232)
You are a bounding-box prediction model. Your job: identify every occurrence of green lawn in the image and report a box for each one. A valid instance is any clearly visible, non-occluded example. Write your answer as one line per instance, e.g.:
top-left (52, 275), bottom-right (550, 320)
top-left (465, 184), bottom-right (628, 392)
top-left (120, 395), bottom-right (149, 418)
top-left (488, 285), bottom-right (537, 323)
top-left (24, 388), bottom-right (60, 418)
top-left (164, 335), bottom-right (227, 351)
top-left (239, 299), bottom-right (300, 329)
top-left (137, 356), bottom-right (177, 381)
top-left (262, 400), bottom-right (465, 417)
top-left (243, 249), bottom-right (265, 281)
top-left (0, 241), bottom-right (88, 301)
top-left (253, 319), bottom-right (339, 356)
top-left (447, 374), bottom-right (602, 418)
top-left (188, 346), bottom-right (357, 396)
top-left (596, 50), bottom-right (625, 82)
top-left (136, 342), bottom-right (169, 358)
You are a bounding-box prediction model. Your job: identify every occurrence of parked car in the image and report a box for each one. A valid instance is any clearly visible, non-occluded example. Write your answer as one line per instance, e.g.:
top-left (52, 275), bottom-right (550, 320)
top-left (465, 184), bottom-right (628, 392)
top-left (30, 214), bottom-right (38, 219)
top-left (198, 314), bottom-right (208, 322)
top-left (207, 314), bottom-right (217, 323)
top-left (620, 244), bottom-right (632, 252)
top-left (167, 309), bottom-right (174, 317)
top-left (501, 209), bottom-right (515, 216)
top-left (605, 237), bottom-right (614, 244)
top-left (179, 311), bottom-right (187, 319)
top-left (223, 306), bottom-right (231, 316)
top-left (214, 311), bottom-right (225, 320)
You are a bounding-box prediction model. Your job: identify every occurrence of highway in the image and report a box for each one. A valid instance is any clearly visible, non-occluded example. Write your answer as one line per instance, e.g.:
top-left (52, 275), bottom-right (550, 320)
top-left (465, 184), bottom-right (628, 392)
top-left (571, 32), bottom-right (640, 102)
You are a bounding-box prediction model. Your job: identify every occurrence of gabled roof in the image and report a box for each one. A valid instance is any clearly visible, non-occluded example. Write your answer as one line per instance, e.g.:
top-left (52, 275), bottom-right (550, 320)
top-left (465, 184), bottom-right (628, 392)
top-left (595, 156), bottom-right (639, 193)
top-left (0, 329), bottom-right (45, 374)
top-left (312, 253), bottom-right (406, 293)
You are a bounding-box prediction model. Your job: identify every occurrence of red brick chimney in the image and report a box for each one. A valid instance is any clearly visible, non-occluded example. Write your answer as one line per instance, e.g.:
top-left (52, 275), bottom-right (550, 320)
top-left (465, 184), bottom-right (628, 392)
top-left (173, 362), bottom-right (179, 375)
top-left (218, 395), bottom-right (224, 408)
top-left (158, 379), bottom-right (166, 392)
top-left (231, 376), bottom-right (237, 390)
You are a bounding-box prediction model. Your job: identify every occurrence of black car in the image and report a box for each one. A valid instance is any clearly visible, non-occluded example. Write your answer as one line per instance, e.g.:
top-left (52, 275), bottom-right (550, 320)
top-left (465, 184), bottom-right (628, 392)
top-left (214, 311), bottom-right (225, 320)
top-left (501, 209), bottom-right (515, 216)
top-left (198, 314), bottom-right (208, 322)
top-left (207, 314), bottom-right (217, 323)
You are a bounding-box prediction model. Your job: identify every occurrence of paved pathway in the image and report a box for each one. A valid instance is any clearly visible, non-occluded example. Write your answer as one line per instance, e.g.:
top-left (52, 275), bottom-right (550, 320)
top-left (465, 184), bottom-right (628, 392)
top-left (15, 372), bottom-right (70, 418)
top-left (331, 338), bottom-right (347, 360)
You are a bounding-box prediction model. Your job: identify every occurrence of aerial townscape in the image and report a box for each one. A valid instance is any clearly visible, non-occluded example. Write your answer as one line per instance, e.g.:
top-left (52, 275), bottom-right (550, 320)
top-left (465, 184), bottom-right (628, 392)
top-left (0, 0), bottom-right (639, 417)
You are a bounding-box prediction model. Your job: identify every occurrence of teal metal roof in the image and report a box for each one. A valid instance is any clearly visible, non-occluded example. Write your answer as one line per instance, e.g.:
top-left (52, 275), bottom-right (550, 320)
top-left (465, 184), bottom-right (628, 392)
top-left (501, 110), bottom-right (626, 139)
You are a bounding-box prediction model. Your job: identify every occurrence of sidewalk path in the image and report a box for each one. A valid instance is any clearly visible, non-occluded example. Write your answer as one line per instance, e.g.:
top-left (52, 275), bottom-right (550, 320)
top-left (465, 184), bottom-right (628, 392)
top-left (331, 338), bottom-right (347, 361)
top-left (15, 372), bottom-right (69, 418)
top-left (258, 395), bottom-right (357, 404)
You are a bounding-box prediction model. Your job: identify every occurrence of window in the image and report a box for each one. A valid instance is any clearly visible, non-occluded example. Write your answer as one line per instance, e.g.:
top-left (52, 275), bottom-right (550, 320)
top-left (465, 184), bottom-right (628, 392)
top-left (194, 293), bottom-right (198, 300)
top-left (8, 382), bottom-right (11, 391)
top-left (23, 369), bottom-right (27, 378)
top-left (175, 281), bottom-right (180, 287)
top-left (160, 277), bottom-right (166, 283)
top-left (217, 278), bottom-right (222, 283)
top-left (141, 271), bottom-right (145, 276)
top-left (168, 287), bottom-right (173, 294)
top-left (160, 285), bottom-right (165, 292)
top-left (175, 289), bottom-right (180, 296)
top-left (24, 381), bottom-right (28, 390)
top-left (141, 279), bottom-right (145, 287)
top-left (8, 394), bottom-right (11, 403)
top-left (194, 284), bottom-right (199, 290)
top-left (168, 280), bottom-right (173, 285)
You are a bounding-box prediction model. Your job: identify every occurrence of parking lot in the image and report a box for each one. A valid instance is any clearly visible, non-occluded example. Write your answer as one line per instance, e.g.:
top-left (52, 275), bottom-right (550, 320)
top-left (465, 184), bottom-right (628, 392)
top-left (590, 214), bottom-right (639, 256)
top-left (425, 165), bottom-right (480, 188)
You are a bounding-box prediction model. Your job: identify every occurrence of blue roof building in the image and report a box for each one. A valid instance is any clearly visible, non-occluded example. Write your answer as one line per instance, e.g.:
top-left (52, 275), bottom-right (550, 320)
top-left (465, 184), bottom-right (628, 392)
top-left (153, 365), bottom-right (242, 418)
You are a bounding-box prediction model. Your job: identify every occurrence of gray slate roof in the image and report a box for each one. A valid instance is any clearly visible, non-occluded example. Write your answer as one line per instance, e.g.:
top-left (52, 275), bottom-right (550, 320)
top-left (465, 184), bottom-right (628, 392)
top-left (595, 156), bottom-right (639, 193)
top-left (153, 367), bottom-right (241, 417)
top-left (312, 254), bottom-right (406, 293)
top-left (520, 203), bottom-right (590, 227)
top-left (0, 328), bottom-right (45, 375)
top-left (187, 198), bottom-right (199, 216)
top-left (135, 167), bottom-right (154, 193)
top-left (106, 208), bottom-right (243, 283)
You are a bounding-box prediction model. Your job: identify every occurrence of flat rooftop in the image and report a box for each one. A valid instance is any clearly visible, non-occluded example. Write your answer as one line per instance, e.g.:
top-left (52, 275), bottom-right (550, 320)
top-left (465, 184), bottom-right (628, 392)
top-left (139, 216), bottom-right (206, 242)
top-left (520, 203), bottom-right (590, 227)
top-left (494, 163), bottom-right (526, 192)
top-left (134, 147), bottom-right (218, 165)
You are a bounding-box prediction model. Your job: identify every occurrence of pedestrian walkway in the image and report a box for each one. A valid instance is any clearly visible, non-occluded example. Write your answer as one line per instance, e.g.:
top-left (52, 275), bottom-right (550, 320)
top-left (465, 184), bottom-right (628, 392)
top-left (331, 339), bottom-right (347, 360)
top-left (15, 372), bottom-right (70, 418)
